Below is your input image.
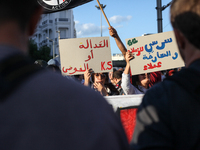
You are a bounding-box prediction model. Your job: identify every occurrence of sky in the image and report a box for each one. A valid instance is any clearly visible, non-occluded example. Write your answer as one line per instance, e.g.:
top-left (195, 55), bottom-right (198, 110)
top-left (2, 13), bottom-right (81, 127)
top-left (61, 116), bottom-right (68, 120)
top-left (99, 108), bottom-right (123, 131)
top-left (73, 0), bottom-right (173, 55)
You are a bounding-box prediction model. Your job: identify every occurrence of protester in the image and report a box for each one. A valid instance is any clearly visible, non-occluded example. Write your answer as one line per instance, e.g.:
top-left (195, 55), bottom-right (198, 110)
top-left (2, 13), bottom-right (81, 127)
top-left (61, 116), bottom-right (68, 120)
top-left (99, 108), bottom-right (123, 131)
top-left (121, 51), bottom-right (150, 95)
top-left (109, 26), bottom-right (161, 88)
top-left (131, 0), bottom-right (200, 149)
top-left (108, 68), bottom-right (117, 85)
top-left (113, 70), bottom-right (125, 95)
top-left (109, 26), bottom-right (127, 59)
top-left (73, 74), bottom-right (84, 84)
top-left (84, 69), bottom-right (119, 96)
top-left (148, 71), bottom-right (161, 87)
top-left (0, 1), bottom-right (131, 149)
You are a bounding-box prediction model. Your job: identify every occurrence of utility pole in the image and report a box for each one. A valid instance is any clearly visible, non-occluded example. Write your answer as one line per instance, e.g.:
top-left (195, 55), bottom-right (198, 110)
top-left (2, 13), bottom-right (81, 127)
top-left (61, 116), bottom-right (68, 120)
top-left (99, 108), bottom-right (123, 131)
top-left (95, 4), bottom-right (106, 37)
top-left (156, 0), bottom-right (163, 33)
top-left (156, 0), bottom-right (172, 33)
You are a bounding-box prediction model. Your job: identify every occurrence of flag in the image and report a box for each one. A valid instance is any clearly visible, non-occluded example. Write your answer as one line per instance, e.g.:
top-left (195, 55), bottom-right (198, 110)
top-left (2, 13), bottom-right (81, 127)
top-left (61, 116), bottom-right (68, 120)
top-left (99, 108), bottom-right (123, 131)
top-left (38, 0), bottom-right (93, 14)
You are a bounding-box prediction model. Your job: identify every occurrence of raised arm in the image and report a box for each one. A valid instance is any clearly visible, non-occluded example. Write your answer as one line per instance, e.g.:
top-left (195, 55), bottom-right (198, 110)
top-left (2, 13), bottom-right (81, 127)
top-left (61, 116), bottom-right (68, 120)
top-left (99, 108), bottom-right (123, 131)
top-left (121, 51), bottom-right (135, 95)
top-left (109, 26), bottom-right (127, 58)
top-left (124, 51), bottom-right (134, 74)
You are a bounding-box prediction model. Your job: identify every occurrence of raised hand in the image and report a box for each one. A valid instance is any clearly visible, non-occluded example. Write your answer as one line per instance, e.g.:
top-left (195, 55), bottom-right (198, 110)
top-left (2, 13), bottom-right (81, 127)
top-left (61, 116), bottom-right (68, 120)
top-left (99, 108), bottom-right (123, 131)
top-left (84, 68), bottom-right (93, 86)
top-left (93, 82), bottom-right (108, 96)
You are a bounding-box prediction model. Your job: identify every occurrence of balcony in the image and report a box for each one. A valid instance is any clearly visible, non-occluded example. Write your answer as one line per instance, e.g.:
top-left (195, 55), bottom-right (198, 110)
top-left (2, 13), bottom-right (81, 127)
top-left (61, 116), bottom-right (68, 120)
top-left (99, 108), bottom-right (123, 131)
top-left (42, 20), bottom-right (48, 25)
top-left (55, 18), bottom-right (69, 26)
top-left (41, 20), bottom-right (53, 29)
top-left (39, 39), bottom-right (48, 47)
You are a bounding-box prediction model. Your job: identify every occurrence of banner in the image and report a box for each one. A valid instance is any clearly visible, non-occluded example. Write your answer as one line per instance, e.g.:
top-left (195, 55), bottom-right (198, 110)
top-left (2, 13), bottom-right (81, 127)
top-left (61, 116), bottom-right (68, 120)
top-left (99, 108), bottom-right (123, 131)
top-left (37, 0), bottom-right (93, 14)
top-left (59, 37), bottom-right (113, 76)
top-left (125, 31), bottom-right (185, 75)
top-left (105, 94), bottom-right (143, 112)
top-left (105, 94), bottom-right (143, 143)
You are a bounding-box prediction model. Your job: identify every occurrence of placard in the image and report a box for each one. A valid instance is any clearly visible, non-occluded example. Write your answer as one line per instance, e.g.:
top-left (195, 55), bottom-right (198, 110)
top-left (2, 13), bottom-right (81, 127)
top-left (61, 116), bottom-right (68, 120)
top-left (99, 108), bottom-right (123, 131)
top-left (59, 37), bottom-right (113, 76)
top-left (125, 31), bottom-right (185, 75)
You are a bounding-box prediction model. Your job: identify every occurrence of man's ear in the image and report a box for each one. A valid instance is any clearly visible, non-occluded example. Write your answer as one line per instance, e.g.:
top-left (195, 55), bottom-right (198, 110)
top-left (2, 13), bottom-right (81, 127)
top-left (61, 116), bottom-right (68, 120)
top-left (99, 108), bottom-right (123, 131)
top-left (173, 28), bottom-right (186, 50)
top-left (28, 6), bottom-right (44, 36)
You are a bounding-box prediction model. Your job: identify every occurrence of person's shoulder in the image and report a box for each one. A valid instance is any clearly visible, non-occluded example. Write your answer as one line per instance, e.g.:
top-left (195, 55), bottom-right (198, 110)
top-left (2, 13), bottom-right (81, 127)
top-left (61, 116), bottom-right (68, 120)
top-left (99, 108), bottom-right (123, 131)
top-left (122, 73), bottom-right (129, 77)
top-left (146, 79), bottom-right (172, 95)
top-left (142, 77), bottom-right (178, 106)
top-left (7, 70), bottom-right (130, 149)
top-left (16, 69), bottom-right (117, 120)
top-left (33, 70), bottom-right (95, 91)
top-left (28, 70), bottom-right (110, 104)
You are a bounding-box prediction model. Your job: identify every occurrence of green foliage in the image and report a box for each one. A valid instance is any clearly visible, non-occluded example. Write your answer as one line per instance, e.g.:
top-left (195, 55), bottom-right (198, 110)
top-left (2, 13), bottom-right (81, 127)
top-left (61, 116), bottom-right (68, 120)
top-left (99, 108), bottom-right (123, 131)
top-left (38, 46), bottom-right (52, 61)
top-left (28, 39), bottom-right (52, 62)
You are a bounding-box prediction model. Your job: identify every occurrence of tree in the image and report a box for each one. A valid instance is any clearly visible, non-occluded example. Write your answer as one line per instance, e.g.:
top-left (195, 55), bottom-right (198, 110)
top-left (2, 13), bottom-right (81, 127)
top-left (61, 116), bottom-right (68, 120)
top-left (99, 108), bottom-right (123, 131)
top-left (38, 46), bottom-right (52, 62)
top-left (28, 39), bottom-right (52, 62)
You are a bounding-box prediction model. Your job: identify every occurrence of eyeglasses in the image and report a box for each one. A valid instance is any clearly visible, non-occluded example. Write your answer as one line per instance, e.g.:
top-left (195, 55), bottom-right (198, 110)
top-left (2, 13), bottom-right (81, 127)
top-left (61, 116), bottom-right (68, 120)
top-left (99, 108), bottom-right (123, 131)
top-left (95, 73), bottom-right (106, 78)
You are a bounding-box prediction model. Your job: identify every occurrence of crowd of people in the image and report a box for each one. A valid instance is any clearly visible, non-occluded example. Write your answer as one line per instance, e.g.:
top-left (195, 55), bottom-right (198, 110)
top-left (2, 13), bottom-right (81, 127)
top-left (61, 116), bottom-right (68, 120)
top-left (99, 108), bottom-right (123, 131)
top-left (42, 26), bottom-right (179, 97)
top-left (80, 64), bottom-right (179, 96)
top-left (35, 53), bottom-right (180, 97)
top-left (1, 0), bottom-right (200, 149)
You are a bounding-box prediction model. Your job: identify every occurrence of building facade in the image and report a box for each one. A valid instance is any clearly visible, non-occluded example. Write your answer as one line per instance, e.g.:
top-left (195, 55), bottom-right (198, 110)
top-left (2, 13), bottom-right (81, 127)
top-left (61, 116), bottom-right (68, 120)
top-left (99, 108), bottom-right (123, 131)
top-left (31, 9), bottom-right (76, 58)
top-left (112, 53), bottom-right (126, 70)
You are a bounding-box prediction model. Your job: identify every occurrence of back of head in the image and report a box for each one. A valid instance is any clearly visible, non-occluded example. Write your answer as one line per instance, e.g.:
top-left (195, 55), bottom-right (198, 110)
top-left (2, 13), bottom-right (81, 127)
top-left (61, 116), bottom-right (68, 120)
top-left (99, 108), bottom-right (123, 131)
top-left (170, 0), bottom-right (200, 49)
top-left (113, 70), bottom-right (123, 79)
top-left (0, 0), bottom-right (41, 31)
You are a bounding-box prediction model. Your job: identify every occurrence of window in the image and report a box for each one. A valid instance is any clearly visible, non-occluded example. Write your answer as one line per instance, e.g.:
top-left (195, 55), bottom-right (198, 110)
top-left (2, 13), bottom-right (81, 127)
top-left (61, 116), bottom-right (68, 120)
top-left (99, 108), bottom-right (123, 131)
top-left (60, 29), bottom-right (66, 39)
top-left (59, 11), bottom-right (66, 18)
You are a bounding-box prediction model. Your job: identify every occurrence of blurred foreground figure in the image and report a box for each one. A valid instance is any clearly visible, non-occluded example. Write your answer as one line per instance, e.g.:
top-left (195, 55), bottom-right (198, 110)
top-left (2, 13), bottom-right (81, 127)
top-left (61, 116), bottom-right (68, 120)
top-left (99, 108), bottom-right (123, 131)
top-left (0, 1), bottom-right (130, 149)
top-left (131, 0), bottom-right (200, 149)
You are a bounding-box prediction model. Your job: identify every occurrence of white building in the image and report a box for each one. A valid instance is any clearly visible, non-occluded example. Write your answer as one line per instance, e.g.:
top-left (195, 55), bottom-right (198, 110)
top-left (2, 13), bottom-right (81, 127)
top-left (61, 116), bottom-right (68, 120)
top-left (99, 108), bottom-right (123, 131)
top-left (112, 53), bottom-right (125, 61)
top-left (31, 9), bottom-right (76, 58)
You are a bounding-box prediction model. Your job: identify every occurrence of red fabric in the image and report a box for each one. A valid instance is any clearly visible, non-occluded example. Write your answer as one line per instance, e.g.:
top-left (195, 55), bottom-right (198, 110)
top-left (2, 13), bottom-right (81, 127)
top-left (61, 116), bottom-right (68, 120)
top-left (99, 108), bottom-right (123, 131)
top-left (120, 108), bottom-right (138, 143)
top-left (168, 70), bottom-right (175, 76)
top-left (149, 71), bottom-right (161, 87)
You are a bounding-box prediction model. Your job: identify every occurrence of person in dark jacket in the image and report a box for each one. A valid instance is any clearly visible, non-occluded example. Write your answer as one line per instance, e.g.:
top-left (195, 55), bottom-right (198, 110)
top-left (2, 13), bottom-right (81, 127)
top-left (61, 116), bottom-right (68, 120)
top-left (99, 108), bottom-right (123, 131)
top-left (131, 0), bottom-right (200, 149)
top-left (0, 1), bottom-right (130, 149)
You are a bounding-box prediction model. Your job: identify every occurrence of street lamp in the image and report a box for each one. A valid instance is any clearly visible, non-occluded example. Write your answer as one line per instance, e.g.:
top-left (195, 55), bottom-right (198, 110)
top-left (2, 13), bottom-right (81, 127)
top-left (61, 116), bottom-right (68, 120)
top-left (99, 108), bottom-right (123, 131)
top-left (95, 4), bottom-right (106, 37)
top-left (46, 37), bottom-right (55, 59)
